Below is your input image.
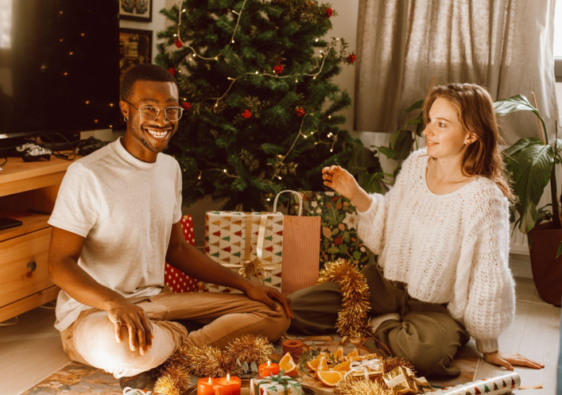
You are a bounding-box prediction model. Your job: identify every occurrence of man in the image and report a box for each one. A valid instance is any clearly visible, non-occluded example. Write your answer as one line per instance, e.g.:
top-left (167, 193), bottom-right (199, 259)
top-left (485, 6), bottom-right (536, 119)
top-left (48, 64), bottom-right (292, 388)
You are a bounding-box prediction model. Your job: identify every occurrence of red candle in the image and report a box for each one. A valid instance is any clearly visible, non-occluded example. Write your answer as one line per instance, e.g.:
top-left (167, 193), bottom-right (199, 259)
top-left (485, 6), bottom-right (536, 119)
top-left (215, 374), bottom-right (241, 395)
top-left (197, 377), bottom-right (216, 395)
top-left (258, 360), bottom-right (280, 378)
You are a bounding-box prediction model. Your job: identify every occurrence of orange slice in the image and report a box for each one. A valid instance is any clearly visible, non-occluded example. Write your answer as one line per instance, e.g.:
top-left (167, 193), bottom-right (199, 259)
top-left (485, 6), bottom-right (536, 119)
top-left (306, 353), bottom-right (327, 371)
top-left (317, 370), bottom-right (345, 387)
top-left (345, 349), bottom-right (359, 360)
top-left (279, 352), bottom-right (298, 377)
top-left (315, 356), bottom-right (329, 378)
top-left (332, 347), bottom-right (344, 363)
top-left (332, 360), bottom-right (352, 372)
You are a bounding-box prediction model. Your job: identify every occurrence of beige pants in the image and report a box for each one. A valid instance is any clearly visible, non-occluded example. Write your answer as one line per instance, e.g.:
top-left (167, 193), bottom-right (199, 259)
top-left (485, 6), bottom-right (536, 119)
top-left (60, 288), bottom-right (290, 378)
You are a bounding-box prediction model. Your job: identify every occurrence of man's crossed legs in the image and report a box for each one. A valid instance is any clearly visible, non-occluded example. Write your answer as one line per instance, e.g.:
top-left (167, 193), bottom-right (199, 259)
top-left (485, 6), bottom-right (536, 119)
top-left (60, 288), bottom-right (290, 378)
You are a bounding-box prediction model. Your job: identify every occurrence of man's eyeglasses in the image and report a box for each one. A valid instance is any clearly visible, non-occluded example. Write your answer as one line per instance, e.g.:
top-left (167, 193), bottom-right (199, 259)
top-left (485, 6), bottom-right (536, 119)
top-left (124, 100), bottom-right (184, 122)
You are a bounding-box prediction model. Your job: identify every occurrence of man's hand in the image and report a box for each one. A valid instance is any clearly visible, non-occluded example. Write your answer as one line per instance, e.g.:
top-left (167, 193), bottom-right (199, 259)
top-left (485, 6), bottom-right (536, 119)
top-left (483, 351), bottom-right (544, 370)
top-left (107, 300), bottom-right (154, 355)
top-left (244, 282), bottom-right (294, 319)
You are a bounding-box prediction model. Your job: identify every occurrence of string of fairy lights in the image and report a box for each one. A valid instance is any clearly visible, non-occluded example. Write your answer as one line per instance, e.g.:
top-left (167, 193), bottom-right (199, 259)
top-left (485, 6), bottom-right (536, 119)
top-left (174, 0), bottom-right (344, 189)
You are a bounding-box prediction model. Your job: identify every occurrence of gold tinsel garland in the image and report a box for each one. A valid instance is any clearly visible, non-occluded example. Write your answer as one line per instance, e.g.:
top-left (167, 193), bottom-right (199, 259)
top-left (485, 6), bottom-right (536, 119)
top-left (317, 259), bottom-right (372, 338)
top-left (154, 334), bottom-right (274, 395)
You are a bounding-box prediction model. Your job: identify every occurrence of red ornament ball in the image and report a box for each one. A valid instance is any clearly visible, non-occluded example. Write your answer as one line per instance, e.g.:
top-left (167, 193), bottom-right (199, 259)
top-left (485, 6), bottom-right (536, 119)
top-left (296, 107), bottom-right (305, 117)
top-left (326, 7), bottom-right (333, 17)
top-left (347, 53), bottom-right (357, 64)
top-left (169, 67), bottom-right (176, 75)
top-left (241, 109), bottom-right (252, 119)
top-left (174, 38), bottom-right (183, 48)
top-left (182, 102), bottom-right (191, 110)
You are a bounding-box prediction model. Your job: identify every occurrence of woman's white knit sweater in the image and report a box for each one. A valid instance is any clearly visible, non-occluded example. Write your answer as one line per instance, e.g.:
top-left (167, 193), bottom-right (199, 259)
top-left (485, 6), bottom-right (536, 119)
top-left (357, 148), bottom-right (515, 353)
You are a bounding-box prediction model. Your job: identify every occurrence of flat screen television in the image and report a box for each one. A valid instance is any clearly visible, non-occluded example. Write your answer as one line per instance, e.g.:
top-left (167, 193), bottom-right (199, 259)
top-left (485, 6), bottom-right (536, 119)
top-left (0, 0), bottom-right (120, 148)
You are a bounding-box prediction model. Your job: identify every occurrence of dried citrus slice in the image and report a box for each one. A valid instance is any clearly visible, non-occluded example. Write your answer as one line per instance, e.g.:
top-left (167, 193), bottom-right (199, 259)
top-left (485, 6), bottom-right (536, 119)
top-left (306, 353), bottom-right (327, 371)
top-left (315, 356), bottom-right (330, 378)
top-left (279, 352), bottom-right (298, 376)
top-left (332, 347), bottom-right (344, 363)
top-left (345, 349), bottom-right (359, 360)
top-left (317, 370), bottom-right (345, 387)
top-left (332, 360), bottom-right (352, 372)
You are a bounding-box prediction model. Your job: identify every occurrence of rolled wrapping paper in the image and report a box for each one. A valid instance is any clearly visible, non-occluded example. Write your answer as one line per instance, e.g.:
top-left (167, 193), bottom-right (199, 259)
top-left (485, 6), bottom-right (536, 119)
top-left (382, 366), bottom-right (431, 394)
top-left (250, 375), bottom-right (303, 395)
top-left (344, 358), bottom-right (384, 381)
top-left (430, 372), bottom-right (521, 395)
top-left (282, 340), bottom-right (304, 361)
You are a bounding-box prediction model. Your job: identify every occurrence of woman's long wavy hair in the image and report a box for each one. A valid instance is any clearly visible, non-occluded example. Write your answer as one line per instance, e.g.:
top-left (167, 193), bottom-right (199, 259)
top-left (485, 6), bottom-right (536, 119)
top-left (423, 83), bottom-right (515, 202)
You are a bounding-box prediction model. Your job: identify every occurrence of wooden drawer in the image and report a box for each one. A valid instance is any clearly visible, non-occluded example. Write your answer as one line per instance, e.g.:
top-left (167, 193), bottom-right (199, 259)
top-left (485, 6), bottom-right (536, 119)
top-left (0, 228), bottom-right (53, 307)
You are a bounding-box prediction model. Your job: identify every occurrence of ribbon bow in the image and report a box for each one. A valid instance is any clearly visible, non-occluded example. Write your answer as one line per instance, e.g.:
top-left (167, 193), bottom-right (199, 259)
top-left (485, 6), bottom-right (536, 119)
top-left (345, 358), bottom-right (384, 381)
top-left (254, 372), bottom-right (302, 395)
top-left (223, 214), bottom-right (281, 283)
top-left (383, 366), bottom-right (431, 394)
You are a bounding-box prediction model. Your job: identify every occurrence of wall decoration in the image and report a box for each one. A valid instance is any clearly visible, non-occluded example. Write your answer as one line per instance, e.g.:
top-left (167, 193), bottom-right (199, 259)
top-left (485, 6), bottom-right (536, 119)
top-left (119, 28), bottom-right (153, 85)
top-left (119, 0), bottom-right (152, 22)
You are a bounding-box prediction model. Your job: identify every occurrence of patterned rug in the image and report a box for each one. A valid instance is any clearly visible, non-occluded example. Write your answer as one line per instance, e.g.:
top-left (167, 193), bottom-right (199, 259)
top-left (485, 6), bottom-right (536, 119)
top-left (21, 340), bottom-right (479, 395)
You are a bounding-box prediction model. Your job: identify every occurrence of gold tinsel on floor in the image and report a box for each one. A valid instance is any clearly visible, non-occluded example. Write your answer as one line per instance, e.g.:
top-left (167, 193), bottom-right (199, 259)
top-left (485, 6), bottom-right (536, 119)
top-left (336, 375), bottom-right (400, 395)
top-left (317, 259), bottom-right (373, 338)
top-left (154, 334), bottom-right (274, 395)
top-left (225, 334), bottom-right (274, 365)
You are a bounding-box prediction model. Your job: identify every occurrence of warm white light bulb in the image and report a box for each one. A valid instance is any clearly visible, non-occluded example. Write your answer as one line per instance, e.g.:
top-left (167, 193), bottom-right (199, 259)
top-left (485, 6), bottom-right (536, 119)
top-left (231, 40), bottom-right (235, 43)
top-left (223, 169), bottom-right (227, 173)
top-left (192, 53), bottom-right (196, 57)
top-left (315, 39), bottom-right (319, 42)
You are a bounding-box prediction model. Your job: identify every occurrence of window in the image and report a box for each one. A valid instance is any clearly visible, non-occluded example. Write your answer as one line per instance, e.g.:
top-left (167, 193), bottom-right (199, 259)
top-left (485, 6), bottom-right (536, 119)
top-left (554, 0), bottom-right (562, 82)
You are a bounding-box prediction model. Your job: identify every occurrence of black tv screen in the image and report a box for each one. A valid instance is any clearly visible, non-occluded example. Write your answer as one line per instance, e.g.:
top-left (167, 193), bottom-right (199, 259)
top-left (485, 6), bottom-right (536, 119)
top-left (0, 0), bottom-right (119, 140)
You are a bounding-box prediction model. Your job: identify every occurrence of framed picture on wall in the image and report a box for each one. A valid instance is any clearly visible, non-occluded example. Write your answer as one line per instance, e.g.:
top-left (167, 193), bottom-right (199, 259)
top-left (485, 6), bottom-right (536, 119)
top-left (119, 0), bottom-right (152, 22)
top-left (119, 28), bottom-right (153, 85)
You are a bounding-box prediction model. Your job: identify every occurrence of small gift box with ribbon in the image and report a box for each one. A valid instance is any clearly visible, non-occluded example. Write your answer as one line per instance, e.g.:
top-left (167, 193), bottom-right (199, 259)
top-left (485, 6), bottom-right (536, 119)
top-left (382, 366), bottom-right (431, 395)
top-left (204, 209), bottom-right (284, 293)
top-left (345, 357), bottom-right (384, 380)
top-left (250, 374), bottom-right (303, 395)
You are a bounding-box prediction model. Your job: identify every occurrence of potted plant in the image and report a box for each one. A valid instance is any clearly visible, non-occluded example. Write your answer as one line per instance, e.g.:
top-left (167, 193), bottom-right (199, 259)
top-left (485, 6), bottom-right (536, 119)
top-left (494, 95), bottom-right (562, 306)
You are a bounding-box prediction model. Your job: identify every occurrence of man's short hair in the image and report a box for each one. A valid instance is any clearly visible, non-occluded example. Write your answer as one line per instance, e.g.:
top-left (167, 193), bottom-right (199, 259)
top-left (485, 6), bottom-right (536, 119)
top-left (120, 64), bottom-right (178, 101)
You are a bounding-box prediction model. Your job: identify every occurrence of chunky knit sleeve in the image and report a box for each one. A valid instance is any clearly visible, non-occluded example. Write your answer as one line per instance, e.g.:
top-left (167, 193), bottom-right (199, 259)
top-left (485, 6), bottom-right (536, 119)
top-left (463, 189), bottom-right (515, 353)
top-left (356, 150), bottom-right (420, 256)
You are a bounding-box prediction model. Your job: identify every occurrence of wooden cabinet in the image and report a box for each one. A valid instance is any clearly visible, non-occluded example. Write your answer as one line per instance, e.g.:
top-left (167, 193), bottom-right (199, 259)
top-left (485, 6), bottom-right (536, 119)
top-left (0, 154), bottom-right (80, 322)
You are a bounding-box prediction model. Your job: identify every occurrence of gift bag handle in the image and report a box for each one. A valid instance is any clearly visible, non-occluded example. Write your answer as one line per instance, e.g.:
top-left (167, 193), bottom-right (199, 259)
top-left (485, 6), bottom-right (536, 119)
top-left (273, 190), bottom-right (303, 216)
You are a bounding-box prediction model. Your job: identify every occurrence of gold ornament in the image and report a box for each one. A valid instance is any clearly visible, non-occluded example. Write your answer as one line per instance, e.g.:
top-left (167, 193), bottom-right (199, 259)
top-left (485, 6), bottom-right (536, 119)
top-left (317, 259), bottom-right (372, 338)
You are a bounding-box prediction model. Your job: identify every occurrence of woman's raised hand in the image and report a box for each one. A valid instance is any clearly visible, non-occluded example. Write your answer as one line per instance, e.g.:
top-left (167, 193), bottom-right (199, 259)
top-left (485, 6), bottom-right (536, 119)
top-left (322, 165), bottom-right (359, 201)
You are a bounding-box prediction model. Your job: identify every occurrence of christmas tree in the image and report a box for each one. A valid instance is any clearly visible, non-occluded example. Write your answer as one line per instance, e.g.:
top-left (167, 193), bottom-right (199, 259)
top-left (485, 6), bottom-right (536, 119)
top-left (157, 0), bottom-right (361, 210)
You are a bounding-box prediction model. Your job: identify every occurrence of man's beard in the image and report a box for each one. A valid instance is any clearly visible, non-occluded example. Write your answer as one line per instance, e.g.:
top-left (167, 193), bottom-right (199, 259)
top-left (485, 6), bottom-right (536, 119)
top-left (130, 122), bottom-right (164, 153)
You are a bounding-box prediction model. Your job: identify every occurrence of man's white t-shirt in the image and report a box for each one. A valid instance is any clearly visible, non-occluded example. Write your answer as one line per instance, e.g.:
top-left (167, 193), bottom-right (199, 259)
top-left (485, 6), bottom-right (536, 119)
top-left (48, 137), bottom-right (183, 331)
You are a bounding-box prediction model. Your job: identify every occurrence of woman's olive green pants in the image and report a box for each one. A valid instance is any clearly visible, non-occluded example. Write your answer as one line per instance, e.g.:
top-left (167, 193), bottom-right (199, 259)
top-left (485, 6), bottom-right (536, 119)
top-left (288, 265), bottom-right (470, 377)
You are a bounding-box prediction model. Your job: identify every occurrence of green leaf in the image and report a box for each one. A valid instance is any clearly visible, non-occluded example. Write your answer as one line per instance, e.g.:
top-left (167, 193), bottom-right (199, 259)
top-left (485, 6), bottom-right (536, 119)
top-left (404, 99), bottom-right (424, 113)
top-left (378, 146), bottom-right (396, 159)
top-left (392, 130), bottom-right (414, 160)
top-left (494, 95), bottom-right (548, 144)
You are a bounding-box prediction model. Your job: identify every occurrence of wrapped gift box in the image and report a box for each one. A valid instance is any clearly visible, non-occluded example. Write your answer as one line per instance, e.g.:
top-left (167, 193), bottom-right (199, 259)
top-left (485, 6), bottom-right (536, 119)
top-left (165, 215), bottom-right (201, 293)
top-left (204, 211), bottom-right (284, 293)
top-left (250, 376), bottom-right (303, 395)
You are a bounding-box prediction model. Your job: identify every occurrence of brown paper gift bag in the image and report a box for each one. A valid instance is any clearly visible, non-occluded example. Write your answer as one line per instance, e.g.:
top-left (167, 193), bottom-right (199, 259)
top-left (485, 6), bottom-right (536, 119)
top-left (273, 191), bottom-right (321, 295)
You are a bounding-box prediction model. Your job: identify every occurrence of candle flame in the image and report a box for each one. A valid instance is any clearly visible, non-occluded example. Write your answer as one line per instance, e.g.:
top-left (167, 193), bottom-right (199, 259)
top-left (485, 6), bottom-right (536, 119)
top-left (226, 373), bottom-right (230, 382)
top-left (208, 377), bottom-right (212, 384)
top-left (267, 360), bottom-right (271, 367)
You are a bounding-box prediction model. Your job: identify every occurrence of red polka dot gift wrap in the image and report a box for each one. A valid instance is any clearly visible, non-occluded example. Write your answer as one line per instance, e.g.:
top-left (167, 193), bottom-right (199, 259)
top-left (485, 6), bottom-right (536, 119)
top-left (164, 215), bottom-right (201, 293)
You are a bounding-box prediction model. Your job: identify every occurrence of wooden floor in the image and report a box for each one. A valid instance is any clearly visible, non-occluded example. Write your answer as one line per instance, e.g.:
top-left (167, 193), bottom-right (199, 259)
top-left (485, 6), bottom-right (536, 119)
top-left (0, 278), bottom-right (559, 395)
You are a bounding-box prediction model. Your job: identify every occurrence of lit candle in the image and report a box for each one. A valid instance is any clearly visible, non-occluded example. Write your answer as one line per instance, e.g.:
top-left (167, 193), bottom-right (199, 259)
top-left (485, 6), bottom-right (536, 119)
top-left (215, 373), bottom-right (241, 395)
top-left (197, 377), bottom-right (216, 395)
top-left (258, 360), bottom-right (280, 378)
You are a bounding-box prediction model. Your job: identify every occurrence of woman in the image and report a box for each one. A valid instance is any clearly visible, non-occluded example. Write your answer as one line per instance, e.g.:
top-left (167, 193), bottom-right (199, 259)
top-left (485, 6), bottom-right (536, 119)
top-left (289, 83), bottom-right (543, 376)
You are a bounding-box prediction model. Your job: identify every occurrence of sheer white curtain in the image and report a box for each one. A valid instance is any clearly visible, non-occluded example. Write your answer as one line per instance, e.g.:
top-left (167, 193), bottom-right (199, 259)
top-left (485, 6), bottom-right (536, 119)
top-left (355, 0), bottom-right (559, 145)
